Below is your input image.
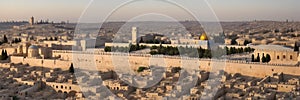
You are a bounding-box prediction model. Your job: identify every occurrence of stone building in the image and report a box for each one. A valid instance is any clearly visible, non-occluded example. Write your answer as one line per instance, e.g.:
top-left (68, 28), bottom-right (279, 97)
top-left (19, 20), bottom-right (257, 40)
top-left (28, 45), bottom-right (39, 58)
top-left (252, 45), bottom-right (299, 65)
top-left (235, 38), bottom-right (246, 46)
top-left (224, 38), bottom-right (232, 45)
top-left (177, 33), bottom-right (210, 49)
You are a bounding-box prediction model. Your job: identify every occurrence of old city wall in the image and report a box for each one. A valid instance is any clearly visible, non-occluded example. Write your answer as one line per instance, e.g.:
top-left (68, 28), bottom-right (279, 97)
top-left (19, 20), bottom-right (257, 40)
top-left (10, 51), bottom-right (300, 78)
top-left (225, 62), bottom-right (300, 78)
top-left (92, 54), bottom-right (300, 78)
top-left (10, 56), bottom-right (71, 70)
top-left (253, 49), bottom-right (299, 65)
top-left (70, 52), bottom-right (300, 78)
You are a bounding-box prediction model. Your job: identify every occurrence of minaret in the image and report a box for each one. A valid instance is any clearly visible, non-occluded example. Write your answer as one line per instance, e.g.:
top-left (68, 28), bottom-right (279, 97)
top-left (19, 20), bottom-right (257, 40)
top-left (132, 27), bottom-right (138, 44)
top-left (29, 16), bottom-right (34, 25)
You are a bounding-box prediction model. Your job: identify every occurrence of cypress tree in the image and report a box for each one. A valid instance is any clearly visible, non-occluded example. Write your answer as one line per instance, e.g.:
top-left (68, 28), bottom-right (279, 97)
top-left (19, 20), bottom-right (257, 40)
top-left (3, 35), bottom-right (8, 43)
top-left (256, 54), bottom-right (260, 62)
top-left (0, 50), bottom-right (4, 60)
top-left (69, 63), bottom-right (74, 74)
top-left (261, 54), bottom-right (266, 63)
top-left (251, 54), bottom-right (255, 62)
top-left (4, 50), bottom-right (7, 59)
top-left (266, 54), bottom-right (271, 62)
top-left (294, 42), bottom-right (299, 51)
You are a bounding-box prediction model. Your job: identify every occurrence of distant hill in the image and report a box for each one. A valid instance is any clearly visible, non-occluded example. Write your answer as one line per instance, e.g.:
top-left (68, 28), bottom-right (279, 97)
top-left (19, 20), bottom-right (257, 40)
top-left (0, 22), bottom-right (28, 30)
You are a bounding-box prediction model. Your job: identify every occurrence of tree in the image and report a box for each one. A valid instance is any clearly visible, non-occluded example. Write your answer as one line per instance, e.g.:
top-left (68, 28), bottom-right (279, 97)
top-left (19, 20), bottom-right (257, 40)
top-left (150, 46), bottom-right (158, 50)
top-left (150, 51), bottom-right (158, 55)
top-left (136, 43), bottom-right (140, 50)
top-left (139, 37), bottom-right (144, 43)
top-left (0, 50), bottom-right (3, 60)
top-left (137, 66), bottom-right (147, 72)
top-left (251, 54), bottom-right (255, 62)
top-left (266, 54), bottom-right (271, 62)
top-left (130, 45), bottom-right (137, 52)
top-left (171, 67), bottom-right (181, 73)
top-left (294, 42), bottom-right (299, 51)
top-left (69, 63), bottom-right (74, 74)
top-left (225, 46), bottom-right (229, 55)
top-left (54, 37), bottom-right (58, 41)
top-left (256, 54), bottom-right (260, 62)
top-left (0, 49), bottom-right (8, 60)
top-left (154, 39), bottom-right (160, 44)
top-left (4, 50), bottom-right (8, 59)
top-left (261, 54), bottom-right (266, 63)
top-left (104, 46), bottom-right (111, 52)
top-left (3, 35), bottom-right (8, 43)
top-left (244, 40), bottom-right (251, 45)
top-left (18, 38), bottom-right (21, 42)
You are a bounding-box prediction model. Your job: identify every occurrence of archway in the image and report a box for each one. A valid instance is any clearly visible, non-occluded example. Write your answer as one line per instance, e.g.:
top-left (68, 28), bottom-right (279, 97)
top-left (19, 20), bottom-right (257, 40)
top-left (58, 90), bottom-right (63, 93)
top-left (68, 90), bottom-right (77, 97)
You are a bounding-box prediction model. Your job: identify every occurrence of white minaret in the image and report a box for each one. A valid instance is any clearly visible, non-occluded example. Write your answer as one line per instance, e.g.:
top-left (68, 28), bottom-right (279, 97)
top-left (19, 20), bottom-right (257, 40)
top-left (132, 27), bottom-right (138, 44)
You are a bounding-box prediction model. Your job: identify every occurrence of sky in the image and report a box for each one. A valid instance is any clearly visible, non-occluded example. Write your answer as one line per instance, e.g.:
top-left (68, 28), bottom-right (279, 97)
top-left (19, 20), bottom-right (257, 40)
top-left (0, 0), bottom-right (299, 22)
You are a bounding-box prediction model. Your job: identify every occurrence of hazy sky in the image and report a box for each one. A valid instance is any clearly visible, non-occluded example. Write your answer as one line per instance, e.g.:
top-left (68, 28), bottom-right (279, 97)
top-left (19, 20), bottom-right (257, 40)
top-left (0, 0), bottom-right (299, 22)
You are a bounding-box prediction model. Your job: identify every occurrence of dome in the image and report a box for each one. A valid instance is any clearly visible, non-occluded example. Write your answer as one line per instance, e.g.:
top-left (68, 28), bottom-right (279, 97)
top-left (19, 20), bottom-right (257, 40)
top-left (200, 33), bottom-right (208, 40)
top-left (28, 45), bottom-right (38, 49)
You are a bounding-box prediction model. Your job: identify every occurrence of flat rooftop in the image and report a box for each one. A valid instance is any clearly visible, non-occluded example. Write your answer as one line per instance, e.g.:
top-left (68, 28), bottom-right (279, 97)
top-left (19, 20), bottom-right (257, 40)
top-left (251, 45), bottom-right (294, 51)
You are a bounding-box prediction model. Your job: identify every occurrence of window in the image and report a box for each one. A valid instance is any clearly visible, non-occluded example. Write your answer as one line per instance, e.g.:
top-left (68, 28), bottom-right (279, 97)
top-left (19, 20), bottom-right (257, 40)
top-left (61, 85), bottom-right (63, 89)
top-left (290, 55), bottom-right (293, 59)
top-left (277, 56), bottom-right (280, 59)
top-left (69, 87), bottom-right (72, 90)
top-left (283, 55), bottom-right (286, 59)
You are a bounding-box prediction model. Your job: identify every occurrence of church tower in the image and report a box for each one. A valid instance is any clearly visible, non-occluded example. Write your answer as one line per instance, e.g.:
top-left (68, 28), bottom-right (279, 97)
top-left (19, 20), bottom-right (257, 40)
top-left (29, 16), bottom-right (34, 25)
top-left (132, 27), bottom-right (138, 44)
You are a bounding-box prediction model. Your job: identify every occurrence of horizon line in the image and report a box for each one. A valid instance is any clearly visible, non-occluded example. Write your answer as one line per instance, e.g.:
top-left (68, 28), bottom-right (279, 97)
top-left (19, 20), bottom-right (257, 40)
top-left (0, 19), bottom-right (299, 24)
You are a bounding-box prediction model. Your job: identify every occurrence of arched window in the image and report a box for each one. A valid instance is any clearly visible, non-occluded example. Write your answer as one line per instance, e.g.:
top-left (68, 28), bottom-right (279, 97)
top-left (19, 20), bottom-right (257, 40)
top-left (61, 85), bottom-right (63, 89)
top-left (290, 55), bottom-right (293, 59)
top-left (283, 55), bottom-right (286, 59)
top-left (277, 56), bottom-right (280, 59)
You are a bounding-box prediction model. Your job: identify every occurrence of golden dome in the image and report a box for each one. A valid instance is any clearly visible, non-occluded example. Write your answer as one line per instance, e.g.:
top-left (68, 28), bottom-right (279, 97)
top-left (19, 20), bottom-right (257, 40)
top-left (200, 33), bottom-right (208, 40)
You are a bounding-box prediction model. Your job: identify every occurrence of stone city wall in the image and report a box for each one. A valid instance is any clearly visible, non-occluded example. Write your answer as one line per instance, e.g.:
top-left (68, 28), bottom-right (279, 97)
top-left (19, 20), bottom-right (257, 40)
top-left (10, 50), bottom-right (300, 78)
top-left (10, 56), bottom-right (71, 70)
